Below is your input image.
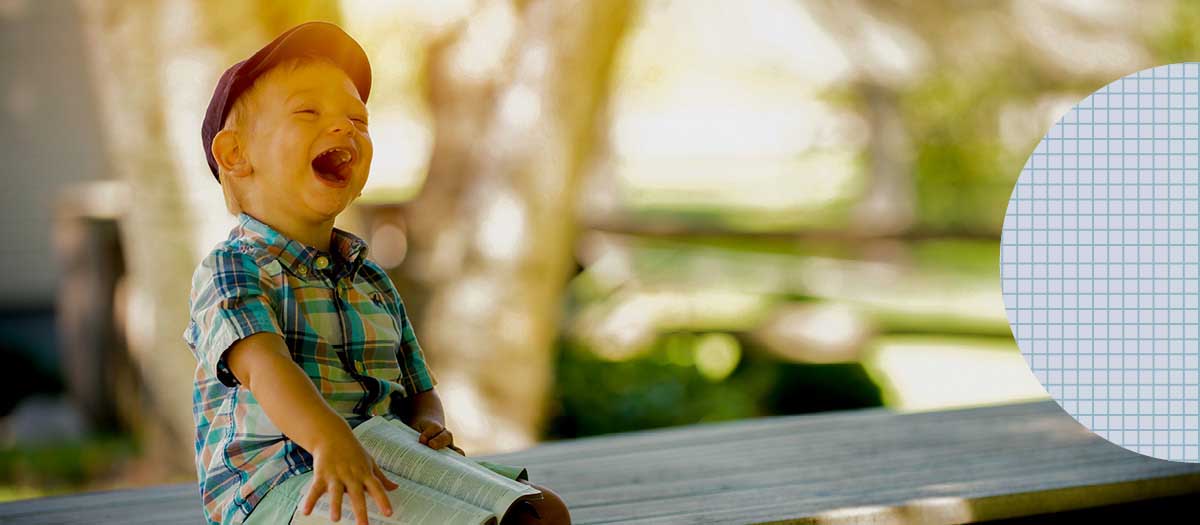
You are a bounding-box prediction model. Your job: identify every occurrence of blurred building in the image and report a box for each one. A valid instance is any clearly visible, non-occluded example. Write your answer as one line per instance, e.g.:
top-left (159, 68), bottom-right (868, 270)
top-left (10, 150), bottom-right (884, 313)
top-left (0, 0), bottom-right (112, 412)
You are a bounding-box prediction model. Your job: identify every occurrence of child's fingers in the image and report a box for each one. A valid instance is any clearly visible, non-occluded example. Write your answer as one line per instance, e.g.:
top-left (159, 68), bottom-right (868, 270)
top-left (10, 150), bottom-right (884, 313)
top-left (422, 426), bottom-right (441, 443)
top-left (329, 481), bottom-right (345, 522)
top-left (426, 429), bottom-right (452, 449)
top-left (364, 474), bottom-right (393, 517)
top-left (346, 483), bottom-right (369, 525)
top-left (418, 422), bottom-right (444, 444)
top-left (301, 480), bottom-right (327, 515)
top-left (374, 464), bottom-right (399, 491)
top-left (418, 428), bottom-right (437, 445)
top-left (448, 443), bottom-right (466, 456)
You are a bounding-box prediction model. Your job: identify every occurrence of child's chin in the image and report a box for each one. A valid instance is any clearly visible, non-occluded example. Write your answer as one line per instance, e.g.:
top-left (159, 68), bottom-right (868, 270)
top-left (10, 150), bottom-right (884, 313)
top-left (303, 190), bottom-right (353, 215)
top-left (307, 202), bottom-right (350, 220)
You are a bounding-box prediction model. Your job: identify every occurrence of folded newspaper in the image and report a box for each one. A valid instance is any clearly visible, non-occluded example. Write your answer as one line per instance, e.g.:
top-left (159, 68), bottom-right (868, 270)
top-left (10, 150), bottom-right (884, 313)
top-left (292, 415), bottom-right (543, 525)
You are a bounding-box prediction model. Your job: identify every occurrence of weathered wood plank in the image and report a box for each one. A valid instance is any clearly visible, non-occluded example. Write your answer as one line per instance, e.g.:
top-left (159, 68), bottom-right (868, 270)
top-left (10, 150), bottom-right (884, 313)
top-left (1, 400), bottom-right (1196, 524)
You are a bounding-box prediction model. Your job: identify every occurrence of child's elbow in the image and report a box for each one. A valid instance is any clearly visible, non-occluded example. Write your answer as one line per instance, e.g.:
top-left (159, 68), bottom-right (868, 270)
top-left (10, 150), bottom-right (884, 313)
top-left (225, 332), bottom-right (291, 390)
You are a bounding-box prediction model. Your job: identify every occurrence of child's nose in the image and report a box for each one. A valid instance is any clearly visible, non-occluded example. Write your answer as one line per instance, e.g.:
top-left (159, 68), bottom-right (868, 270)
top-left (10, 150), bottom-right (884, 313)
top-left (328, 117), bottom-right (355, 135)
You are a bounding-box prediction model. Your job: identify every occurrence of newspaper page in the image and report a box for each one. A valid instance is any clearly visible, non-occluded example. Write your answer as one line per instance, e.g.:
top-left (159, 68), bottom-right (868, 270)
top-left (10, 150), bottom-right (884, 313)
top-left (356, 416), bottom-right (542, 521)
top-left (291, 472), bottom-right (496, 525)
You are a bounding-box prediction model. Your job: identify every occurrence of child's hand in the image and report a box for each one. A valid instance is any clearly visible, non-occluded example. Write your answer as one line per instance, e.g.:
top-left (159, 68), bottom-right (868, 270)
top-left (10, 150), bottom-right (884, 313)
top-left (301, 430), bottom-right (400, 525)
top-left (412, 417), bottom-right (466, 456)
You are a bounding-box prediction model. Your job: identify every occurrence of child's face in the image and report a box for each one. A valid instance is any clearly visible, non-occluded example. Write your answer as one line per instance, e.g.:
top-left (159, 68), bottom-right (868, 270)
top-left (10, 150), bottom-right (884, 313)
top-left (240, 61), bottom-right (373, 222)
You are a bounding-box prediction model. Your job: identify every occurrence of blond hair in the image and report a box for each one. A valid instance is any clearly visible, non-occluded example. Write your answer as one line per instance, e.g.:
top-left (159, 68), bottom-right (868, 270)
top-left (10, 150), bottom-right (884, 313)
top-left (216, 54), bottom-right (340, 216)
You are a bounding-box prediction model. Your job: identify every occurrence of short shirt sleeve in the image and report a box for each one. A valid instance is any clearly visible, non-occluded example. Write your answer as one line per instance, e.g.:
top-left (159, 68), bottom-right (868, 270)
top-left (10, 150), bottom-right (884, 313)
top-left (183, 246), bottom-right (284, 388)
top-left (390, 289), bottom-right (438, 395)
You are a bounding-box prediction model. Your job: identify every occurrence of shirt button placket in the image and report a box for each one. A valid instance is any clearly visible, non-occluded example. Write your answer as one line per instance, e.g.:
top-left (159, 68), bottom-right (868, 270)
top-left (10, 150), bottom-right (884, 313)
top-left (332, 280), bottom-right (362, 374)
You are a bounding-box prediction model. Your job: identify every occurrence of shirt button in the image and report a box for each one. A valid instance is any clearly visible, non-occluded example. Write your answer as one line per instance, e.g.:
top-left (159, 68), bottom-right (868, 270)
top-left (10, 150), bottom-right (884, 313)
top-left (297, 265), bottom-right (308, 276)
top-left (314, 256), bottom-right (330, 270)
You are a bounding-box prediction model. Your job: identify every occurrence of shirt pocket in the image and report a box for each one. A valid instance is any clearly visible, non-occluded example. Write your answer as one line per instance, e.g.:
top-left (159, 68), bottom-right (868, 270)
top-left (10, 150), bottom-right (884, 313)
top-left (284, 286), bottom-right (358, 393)
top-left (288, 321), bottom-right (358, 394)
top-left (352, 290), bottom-right (406, 388)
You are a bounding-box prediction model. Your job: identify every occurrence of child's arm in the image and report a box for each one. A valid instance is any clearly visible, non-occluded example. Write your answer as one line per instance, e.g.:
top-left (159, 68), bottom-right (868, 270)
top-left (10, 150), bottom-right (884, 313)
top-left (382, 281), bottom-right (463, 456)
top-left (226, 332), bottom-right (399, 525)
top-left (398, 387), bottom-right (466, 456)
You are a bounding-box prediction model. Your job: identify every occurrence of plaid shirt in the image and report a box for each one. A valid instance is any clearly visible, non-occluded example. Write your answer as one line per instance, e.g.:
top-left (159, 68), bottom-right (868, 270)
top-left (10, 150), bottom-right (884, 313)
top-left (183, 212), bottom-right (437, 525)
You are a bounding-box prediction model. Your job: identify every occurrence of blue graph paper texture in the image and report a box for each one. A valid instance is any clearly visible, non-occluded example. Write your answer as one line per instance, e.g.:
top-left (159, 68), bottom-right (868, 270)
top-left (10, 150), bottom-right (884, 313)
top-left (1001, 63), bottom-right (1200, 463)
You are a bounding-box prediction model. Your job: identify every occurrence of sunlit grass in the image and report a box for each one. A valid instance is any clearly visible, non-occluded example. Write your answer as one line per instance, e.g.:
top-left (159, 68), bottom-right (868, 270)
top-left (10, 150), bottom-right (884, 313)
top-left (0, 485), bottom-right (52, 503)
top-left (571, 288), bottom-right (776, 361)
top-left (862, 335), bottom-right (1049, 413)
top-left (571, 234), bottom-right (1010, 341)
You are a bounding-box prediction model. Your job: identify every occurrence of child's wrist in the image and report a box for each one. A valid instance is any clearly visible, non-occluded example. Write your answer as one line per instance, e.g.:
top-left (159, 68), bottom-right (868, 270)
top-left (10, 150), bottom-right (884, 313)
top-left (410, 413), bottom-right (443, 428)
top-left (409, 403), bottom-right (444, 425)
top-left (408, 389), bottom-right (444, 421)
top-left (306, 413), bottom-right (355, 453)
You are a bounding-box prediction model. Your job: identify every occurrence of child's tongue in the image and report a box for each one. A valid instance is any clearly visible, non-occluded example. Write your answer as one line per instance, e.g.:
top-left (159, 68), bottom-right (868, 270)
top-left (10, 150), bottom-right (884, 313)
top-left (311, 153), bottom-right (349, 184)
top-left (315, 167), bottom-right (345, 184)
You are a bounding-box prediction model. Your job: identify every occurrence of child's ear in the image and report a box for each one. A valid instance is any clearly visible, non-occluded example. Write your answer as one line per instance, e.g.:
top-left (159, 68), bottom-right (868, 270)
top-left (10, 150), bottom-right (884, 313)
top-left (212, 129), bottom-right (252, 177)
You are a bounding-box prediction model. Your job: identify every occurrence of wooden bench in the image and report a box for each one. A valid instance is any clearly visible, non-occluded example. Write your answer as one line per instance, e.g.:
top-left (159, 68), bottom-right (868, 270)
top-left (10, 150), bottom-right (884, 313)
top-left (3, 400), bottom-right (1198, 524)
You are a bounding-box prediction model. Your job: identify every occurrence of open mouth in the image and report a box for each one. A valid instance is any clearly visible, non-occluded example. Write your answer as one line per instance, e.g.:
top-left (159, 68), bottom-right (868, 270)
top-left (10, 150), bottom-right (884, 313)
top-left (311, 146), bottom-right (356, 185)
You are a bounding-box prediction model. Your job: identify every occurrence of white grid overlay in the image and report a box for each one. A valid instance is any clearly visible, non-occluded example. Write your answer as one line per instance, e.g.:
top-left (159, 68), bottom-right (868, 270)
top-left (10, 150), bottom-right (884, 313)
top-left (1002, 63), bottom-right (1200, 462)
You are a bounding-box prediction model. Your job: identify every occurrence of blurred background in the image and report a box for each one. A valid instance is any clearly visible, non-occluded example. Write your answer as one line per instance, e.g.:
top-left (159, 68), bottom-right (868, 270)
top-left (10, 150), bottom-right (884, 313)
top-left (2, 0), bottom-right (1199, 503)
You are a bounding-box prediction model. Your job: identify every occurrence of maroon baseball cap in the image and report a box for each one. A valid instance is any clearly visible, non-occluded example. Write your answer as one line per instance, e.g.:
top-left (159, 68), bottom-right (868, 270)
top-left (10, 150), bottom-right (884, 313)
top-left (201, 21), bottom-right (371, 182)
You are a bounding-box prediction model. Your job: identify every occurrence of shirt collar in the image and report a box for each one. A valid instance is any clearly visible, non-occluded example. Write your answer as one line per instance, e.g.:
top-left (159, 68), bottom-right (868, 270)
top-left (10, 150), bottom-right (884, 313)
top-left (232, 212), bottom-right (369, 281)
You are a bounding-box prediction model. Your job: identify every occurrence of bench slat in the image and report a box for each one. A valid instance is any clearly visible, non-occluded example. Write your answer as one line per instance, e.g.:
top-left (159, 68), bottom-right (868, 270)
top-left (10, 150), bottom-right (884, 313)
top-left (1, 400), bottom-right (1196, 524)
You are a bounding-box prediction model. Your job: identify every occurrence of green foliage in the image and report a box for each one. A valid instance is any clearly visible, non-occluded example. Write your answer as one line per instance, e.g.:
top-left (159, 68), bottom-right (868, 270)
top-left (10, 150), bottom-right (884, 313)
top-left (0, 434), bottom-right (136, 490)
top-left (909, 239), bottom-right (1001, 277)
top-left (546, 334), bottom-right (883, 439)
top-left (902, 69), bottom-right (1042, 235)
top-left (895, 0), bottom-right (1200, 237)
top-left (1147, 0), bottom-right (1200, 62)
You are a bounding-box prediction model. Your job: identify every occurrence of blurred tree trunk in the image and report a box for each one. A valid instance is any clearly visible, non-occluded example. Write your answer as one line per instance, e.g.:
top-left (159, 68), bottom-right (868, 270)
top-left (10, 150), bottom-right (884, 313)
top-left (76, 0), bottom-right (341, 478)
top-left (76, 0), bottom-right (196, 478)
top-left (804, 1), bottom-right (918, 237)
top-left (387, 0), bottom-right (634, 453)
top-left (852, 82), bottom-right (915, 236)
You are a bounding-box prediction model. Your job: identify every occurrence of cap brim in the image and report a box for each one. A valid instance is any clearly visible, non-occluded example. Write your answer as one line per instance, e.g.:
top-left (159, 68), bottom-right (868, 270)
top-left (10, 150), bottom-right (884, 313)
top-left (242, 21), bottom-right (371, 103)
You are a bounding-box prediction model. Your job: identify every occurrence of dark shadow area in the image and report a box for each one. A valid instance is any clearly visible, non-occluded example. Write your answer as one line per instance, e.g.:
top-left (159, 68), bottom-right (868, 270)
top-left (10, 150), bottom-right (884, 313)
top-left (975, 493), bottom-right (1199, 524)
top-left (0, 308), bottom-right (62, 416)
